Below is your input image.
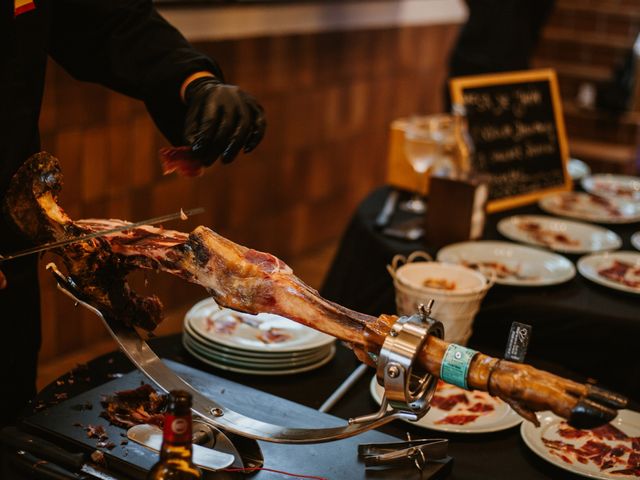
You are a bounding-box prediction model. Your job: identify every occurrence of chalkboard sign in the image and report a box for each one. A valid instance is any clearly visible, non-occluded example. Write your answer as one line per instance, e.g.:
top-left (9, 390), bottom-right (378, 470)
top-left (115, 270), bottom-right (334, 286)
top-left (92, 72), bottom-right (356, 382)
top-left (450, 69), bottom-right (571, 212)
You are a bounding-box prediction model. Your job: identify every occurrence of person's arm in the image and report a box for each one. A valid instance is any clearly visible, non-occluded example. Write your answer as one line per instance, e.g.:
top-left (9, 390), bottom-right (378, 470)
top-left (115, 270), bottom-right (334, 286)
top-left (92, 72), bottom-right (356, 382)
top-left (49, 0), bottom-right (265, 163)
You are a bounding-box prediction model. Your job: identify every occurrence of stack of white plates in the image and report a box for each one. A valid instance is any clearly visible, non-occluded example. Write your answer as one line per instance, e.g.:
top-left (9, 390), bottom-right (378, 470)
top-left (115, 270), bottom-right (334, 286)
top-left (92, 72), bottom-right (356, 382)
top-left (182, 298), bottom-right (336, 375)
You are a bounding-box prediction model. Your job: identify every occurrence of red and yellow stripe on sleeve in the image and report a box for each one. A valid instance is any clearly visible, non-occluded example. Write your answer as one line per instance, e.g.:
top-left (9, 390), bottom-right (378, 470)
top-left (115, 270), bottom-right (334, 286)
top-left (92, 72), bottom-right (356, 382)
top-left (14, 0), bottom-right (36, 16)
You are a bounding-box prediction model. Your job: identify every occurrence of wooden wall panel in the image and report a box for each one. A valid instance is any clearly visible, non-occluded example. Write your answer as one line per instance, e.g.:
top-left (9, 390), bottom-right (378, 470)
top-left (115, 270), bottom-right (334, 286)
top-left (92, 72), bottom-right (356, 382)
top-left (36, 23), bottom-right (459, 362)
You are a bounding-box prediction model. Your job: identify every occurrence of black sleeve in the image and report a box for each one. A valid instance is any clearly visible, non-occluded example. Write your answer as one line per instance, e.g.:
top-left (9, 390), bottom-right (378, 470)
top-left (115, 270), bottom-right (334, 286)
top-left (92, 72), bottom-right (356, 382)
top-left (448, 0), bottom-right (555, 77)
top-left (48, 0), bottom-right (224, 145)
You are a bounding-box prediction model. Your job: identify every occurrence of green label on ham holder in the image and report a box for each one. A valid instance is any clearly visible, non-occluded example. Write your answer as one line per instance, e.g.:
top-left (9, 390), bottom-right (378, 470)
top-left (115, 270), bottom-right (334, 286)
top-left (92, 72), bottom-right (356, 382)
top-left (440, 344), bottom-right (478, 390)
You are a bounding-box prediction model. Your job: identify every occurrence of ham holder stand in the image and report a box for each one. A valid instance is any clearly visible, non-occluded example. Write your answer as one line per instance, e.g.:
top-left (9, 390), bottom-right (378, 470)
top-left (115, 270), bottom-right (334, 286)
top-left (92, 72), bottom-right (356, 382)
top-left (47, 263), bottom-right (449, 473)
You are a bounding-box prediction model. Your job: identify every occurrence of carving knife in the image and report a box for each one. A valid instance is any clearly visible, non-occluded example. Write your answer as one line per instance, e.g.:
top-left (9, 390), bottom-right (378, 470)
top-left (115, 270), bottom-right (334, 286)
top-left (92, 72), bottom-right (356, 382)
top-left (0, 427), bottom-right (120, 480)
top-left (11, 449), bottom-right (88, 480)
top-left (0, 207), bottom-right (204, 264)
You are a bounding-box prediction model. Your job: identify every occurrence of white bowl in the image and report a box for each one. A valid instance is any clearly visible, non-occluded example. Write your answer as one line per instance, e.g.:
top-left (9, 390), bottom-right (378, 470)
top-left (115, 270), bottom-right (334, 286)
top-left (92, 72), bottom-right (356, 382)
top-left (388, 255), bottom-right (493, 344)
top-left (395, 261), bottom-right (488, 295)
top-left (393, 278), bottom-right (487, 345)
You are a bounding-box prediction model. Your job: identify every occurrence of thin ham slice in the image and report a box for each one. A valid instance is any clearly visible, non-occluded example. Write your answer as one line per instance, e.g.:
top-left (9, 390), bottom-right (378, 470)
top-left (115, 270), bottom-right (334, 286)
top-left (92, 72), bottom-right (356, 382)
top-left (159, 146), bottom-right (204, 177)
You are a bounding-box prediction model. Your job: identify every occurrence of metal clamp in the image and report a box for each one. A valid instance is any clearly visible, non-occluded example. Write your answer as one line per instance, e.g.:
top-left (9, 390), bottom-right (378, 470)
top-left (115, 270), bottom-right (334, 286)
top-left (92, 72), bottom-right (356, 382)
top-left (46, 263), bottom-right (446, 454)
top-left (350, 301), bottom-right (444, 425)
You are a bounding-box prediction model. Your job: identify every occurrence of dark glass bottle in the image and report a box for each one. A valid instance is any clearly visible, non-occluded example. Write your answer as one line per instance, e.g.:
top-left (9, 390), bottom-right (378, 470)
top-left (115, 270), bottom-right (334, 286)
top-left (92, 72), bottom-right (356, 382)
top-left (147, 390), bottom-right (202, 480)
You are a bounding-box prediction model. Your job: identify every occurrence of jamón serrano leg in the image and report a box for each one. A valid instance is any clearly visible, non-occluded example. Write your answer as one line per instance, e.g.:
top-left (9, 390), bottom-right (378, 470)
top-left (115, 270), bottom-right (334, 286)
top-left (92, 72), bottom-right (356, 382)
top-left (3, 152), bottom-right (630, 428)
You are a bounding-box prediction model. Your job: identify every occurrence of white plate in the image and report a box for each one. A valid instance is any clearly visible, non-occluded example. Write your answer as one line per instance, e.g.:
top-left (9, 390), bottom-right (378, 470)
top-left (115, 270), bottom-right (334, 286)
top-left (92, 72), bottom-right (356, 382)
top-left (568, 158), bottom-right (591, 181)
top-left (183, 332), bottom-right (331, 368)
top-left (183, 330), bottom-right (331, 364)
top-left (632, 232), bottom-right (640, 251)
top-left (437, 241), bottom-right (576, 287)
top-left (184, 321), bottom-right (331, 360)
top-left (497, 215), bottom-right (622, 254)
top-left (184, 327), bottom-right (331, 363)
top-left (521, 410), bottom-right (640, 479)
top-left (582, 174), bottom-right (640, 202)
top-left (183, 334), bottom-right (332, 368)
top-left (577, 251), bottom-right (640, 295)
top-left (186, 298), bottom-right (335, 353)
top-left (183, 338), bottom-right (336, 375)
top-left (369, 377), bottom-right (522, 434)
top-left (539, 192), bottom-right (640, 224)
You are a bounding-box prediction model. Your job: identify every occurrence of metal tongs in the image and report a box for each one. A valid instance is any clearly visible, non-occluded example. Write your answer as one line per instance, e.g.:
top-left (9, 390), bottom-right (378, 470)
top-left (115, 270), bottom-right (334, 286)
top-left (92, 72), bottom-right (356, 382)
top-left (359, 435), bottom-right (448, 470)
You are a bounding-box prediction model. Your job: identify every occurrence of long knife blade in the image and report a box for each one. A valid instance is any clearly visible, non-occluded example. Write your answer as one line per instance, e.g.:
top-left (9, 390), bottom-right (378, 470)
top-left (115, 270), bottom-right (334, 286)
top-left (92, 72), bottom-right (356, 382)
top-left (0, 207), bottom-right (204, 263)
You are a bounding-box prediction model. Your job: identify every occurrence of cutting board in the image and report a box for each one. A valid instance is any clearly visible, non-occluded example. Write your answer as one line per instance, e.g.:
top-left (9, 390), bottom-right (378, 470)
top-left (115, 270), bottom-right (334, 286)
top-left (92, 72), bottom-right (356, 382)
top-left (24, 360), bottom-right (451, 479)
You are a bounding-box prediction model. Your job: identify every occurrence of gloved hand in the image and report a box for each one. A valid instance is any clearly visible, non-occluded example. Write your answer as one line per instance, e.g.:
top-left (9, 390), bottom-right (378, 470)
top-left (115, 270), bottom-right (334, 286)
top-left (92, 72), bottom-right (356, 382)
top-left (183, 77), bottom-right (266, 165)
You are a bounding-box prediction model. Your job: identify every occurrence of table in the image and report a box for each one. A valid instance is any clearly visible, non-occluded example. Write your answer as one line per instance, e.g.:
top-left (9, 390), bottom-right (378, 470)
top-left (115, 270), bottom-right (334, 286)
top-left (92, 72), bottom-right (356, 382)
top-left (321, 186), bottom-right (640, 400)
top-left (4, 335), bottom-right (597, 480)
top-left (3, 186), bottom-right (638, 479)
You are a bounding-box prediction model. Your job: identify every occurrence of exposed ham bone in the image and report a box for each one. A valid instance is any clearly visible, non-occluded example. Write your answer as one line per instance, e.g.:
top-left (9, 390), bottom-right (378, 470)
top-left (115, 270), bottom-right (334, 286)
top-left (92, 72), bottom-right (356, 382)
top-left (73, 217), bottom-right (378, 347)
top-left (3, 152), bottom-right (630, 428)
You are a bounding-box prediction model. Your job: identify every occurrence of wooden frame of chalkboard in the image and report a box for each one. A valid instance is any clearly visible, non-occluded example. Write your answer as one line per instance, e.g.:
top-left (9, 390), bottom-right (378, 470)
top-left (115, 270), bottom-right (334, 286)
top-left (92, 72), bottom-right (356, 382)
top-left (450, 69), bottom-right (571, 213)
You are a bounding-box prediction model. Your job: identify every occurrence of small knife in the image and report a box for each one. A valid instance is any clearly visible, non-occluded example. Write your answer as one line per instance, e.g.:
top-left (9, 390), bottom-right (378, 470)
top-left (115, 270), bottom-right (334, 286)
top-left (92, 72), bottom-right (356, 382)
top-left (374, 190), bottom-right (399, 230)
top-left (0, 427), bottom-right (119, 480)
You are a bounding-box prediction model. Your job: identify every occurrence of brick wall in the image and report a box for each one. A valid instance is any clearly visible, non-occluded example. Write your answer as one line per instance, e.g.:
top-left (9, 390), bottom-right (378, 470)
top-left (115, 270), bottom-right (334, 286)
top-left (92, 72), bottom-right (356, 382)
top-left (533, 0), bottom-right (640, 172)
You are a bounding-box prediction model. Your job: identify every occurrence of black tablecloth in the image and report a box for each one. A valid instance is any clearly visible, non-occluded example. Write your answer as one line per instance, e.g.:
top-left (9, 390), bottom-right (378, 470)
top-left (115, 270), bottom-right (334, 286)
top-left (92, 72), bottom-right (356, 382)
top-left (2, 187), bottom-right (638, 479)
top-left (3, 336), bottom-right (599, 480)
top-left (321, 186), bottom-right (640, 400)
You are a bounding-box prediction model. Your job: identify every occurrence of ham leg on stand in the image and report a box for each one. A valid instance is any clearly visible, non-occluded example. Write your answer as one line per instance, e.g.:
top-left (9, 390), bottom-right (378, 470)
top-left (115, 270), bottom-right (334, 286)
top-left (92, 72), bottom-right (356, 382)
top-left (4, 152), bottom-right (633, 429)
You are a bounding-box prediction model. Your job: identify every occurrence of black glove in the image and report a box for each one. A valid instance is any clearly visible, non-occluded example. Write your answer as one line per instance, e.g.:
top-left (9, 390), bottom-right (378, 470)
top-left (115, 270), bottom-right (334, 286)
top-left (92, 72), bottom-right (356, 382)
top-left (184, 77), bottom-right (266, 165)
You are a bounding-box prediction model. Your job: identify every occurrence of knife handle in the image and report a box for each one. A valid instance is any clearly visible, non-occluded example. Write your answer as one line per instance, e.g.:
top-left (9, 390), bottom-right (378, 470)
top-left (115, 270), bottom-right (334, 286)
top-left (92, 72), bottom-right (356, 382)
top-left (0, 427), bottom-right (85, 470)
top-left (374, 190), bottom-right (399, 230)
top-left (11, 449), bottom-right (90, 480)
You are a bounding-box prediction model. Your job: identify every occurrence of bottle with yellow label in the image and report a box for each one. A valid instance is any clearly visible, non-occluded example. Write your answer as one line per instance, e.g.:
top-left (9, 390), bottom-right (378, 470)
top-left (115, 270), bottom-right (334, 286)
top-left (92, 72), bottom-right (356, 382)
top-left (147, 390), bottom-right (202, 480)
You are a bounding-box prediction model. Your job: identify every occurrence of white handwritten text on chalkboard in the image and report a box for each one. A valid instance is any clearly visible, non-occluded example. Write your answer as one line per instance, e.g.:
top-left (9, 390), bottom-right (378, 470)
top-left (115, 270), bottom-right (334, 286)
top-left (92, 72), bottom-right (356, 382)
top-left (460, 80), bottom-right (564, 200)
